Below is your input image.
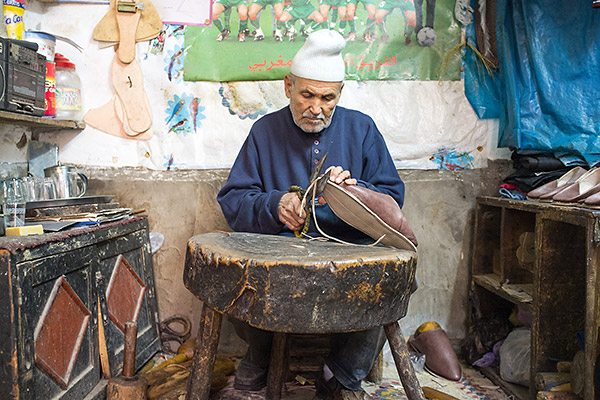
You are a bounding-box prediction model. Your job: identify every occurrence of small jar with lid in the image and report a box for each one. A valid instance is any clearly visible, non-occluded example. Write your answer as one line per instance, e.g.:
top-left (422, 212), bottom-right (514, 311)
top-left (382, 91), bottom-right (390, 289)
top-left (54, 53), bottom-right (82, 120)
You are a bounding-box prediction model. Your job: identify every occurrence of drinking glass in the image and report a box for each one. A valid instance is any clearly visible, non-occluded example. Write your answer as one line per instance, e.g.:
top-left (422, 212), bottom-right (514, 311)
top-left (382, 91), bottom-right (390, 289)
top-left (2, 179), bottom-right (26, 228)
top-left (40, 177), bottom-right (57, 200)
top-left (22, 176), bottom-right (39, 202)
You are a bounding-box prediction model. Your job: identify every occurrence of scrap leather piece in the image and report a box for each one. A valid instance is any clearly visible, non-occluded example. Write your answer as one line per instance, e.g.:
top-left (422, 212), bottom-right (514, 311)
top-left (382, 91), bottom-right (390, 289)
top-left (115, 1), bottom-right (141, 63)
top-left (83, 96), bottom-right (153, 140)
top-left (322, 181), bottom-right (418, 251)
top-left (112, 57), bottom-right (153, 134)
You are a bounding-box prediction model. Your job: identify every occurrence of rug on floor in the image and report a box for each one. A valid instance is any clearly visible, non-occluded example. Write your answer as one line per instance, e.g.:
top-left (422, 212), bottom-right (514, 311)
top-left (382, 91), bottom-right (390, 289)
top-left (212, 363), bottom-right (511, 400)
top-left (364, 364), bottom-right (511, 400)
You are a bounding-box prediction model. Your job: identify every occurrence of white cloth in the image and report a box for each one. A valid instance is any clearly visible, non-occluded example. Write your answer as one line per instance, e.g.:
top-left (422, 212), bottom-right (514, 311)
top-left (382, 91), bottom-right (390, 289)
top-left (291, 29), bottom-right (346, 82)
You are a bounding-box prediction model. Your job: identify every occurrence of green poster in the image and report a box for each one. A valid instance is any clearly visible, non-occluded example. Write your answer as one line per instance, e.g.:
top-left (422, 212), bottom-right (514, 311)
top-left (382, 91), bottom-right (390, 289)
top-left (184, 0), bottom-right (460, 81)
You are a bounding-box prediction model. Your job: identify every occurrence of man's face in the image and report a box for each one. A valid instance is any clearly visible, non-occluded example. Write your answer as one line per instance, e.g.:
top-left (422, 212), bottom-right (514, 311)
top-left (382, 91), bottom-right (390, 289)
top-left (284, 74), bottom-right (344, 133)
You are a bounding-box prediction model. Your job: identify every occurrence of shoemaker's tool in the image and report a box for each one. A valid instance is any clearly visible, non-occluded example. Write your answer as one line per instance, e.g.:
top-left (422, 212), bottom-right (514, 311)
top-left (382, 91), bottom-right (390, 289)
top-left (288, 153), bottom-right (331, 237)
top-left (107, 321), bottom-right (148, 400)
top-left (160, 314), bottom-right (192, 354)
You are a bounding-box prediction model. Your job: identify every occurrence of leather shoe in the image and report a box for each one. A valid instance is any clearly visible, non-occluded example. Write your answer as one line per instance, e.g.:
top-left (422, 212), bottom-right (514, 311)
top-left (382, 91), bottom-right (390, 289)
top-left (233, 358), bottom-right (268, 391)
top-left (582, 190), bottom-right (600, 208)
top-left (527, 166), bottom-right (587, 200)
top-left (322, 181), bottom-right (418, 251)
top-left (552, 167), bottom-right (600, 204)
top-left (408, 321), bottom-right (462, 381)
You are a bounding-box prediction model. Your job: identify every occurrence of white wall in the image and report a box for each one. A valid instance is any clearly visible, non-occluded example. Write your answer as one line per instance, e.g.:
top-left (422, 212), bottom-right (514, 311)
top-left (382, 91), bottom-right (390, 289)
top-left (16, 0), bottom-right (509, 171)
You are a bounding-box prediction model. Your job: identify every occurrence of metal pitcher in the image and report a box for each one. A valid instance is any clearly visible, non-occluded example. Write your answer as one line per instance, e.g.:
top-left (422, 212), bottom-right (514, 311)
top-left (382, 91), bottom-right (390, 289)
top-left (44, 166), bottom-right (88, 198)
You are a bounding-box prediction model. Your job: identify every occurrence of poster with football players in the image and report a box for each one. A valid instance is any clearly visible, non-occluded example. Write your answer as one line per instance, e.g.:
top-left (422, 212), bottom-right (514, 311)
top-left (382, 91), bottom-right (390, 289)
top-left (184, 0), bottom-right (460, 81)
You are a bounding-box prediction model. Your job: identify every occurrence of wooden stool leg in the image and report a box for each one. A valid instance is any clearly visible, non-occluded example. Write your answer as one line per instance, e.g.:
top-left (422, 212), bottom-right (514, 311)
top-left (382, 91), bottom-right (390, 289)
top-left (266, 332), bottom-right (288, 400)
top-left (185, 303), bottom-right (223, 400)
top-left (384, 322), bottom-right (426, 400)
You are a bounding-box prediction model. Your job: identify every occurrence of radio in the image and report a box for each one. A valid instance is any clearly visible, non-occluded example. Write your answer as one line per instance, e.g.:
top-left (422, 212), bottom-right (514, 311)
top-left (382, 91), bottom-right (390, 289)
top-left (0, 37), bottom-right (46, 116)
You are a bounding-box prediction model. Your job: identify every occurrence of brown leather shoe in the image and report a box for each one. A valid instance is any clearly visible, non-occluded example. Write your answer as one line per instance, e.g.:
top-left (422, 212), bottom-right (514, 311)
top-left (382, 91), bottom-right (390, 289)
top-left (408, 321), bottom-right (462, 381)
top-left (322, 181), bottom-right (418, 251)
top-left (583, 190), bottom-right (600, 208)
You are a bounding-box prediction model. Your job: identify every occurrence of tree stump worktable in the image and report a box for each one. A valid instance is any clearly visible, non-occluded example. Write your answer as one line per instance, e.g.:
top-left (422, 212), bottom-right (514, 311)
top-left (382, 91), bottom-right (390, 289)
top-left (183, 232), bottom-right (425, 400)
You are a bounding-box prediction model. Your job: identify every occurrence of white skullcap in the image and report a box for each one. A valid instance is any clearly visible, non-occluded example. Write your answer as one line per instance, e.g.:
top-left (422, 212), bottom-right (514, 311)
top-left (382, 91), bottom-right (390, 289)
top-left (291, 29), bottom-right (346, 82)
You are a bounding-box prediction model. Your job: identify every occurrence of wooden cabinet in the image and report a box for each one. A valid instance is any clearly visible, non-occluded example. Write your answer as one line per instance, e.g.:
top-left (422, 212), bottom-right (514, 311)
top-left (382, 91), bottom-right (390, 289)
top-left (471, 197), bottom-right (598, 400)
top-left (0, 216), bottom-right (160, 399)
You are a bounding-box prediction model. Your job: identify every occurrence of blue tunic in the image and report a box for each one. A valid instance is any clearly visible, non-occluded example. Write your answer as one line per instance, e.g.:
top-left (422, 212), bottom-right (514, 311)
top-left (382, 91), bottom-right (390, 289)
top-left (217, 105), bottom-right (405, 241)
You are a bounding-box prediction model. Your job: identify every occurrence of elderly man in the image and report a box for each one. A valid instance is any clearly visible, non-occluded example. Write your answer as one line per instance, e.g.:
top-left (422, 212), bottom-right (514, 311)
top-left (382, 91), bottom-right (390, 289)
top-left (217, 29), bottom-right (406, 400)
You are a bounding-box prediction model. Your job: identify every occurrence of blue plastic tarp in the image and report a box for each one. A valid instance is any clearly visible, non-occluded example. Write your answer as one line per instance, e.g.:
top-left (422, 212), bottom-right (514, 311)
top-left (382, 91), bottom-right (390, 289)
top-left (464, 0), bottom-right (600, 161)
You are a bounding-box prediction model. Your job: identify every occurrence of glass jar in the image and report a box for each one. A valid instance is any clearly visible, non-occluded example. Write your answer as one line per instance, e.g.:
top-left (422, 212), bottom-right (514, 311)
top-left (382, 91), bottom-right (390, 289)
top-left (54, 53), bottom-right (82, 120)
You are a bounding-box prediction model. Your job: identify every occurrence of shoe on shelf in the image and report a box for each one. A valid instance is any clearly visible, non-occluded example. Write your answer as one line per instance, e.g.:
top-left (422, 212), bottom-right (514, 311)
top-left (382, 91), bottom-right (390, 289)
top-left (583, 190), bottom-right (600, 208)
top-left (551, 167), bottom-right (600, 204)
top-left (233, 358), bottom-right (268, 391)
top-left (216, 29), bottom-right (230, 41)
top-left (527, 166), bottom-right (588, 201)
top-left (238, 32), bottom-right (245, 42)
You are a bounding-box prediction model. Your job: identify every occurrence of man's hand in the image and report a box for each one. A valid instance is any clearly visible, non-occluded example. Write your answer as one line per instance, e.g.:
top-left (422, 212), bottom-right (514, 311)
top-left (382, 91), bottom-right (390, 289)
top-left (278, 192), bottom-right (306, 231)
top-left (328, 166), bottom-right (357, 185)
top-left (318, 166), bottom-right (357, 204)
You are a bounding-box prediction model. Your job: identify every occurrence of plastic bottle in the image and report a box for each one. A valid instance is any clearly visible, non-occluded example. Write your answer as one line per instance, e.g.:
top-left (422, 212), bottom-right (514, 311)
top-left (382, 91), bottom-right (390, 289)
top-left (54, 53), bottom-right (82, 120)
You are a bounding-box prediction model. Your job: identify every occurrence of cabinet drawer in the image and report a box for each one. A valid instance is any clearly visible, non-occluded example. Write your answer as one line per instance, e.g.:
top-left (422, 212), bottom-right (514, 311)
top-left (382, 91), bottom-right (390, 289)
top-left (18, 248), bottom-right (99, 400)
top-left (96, 230), bottom-right (160, 377)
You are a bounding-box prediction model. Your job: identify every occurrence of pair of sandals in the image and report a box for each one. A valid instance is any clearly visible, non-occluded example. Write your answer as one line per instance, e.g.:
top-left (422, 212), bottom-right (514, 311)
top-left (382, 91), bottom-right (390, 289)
top-left (527, 167), bottom-right (600, 207)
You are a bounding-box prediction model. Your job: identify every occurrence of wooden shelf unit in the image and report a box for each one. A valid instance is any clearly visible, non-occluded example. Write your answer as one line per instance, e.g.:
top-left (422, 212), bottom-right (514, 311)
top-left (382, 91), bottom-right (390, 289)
top-left (471, 196), bottom-right (599, 400)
